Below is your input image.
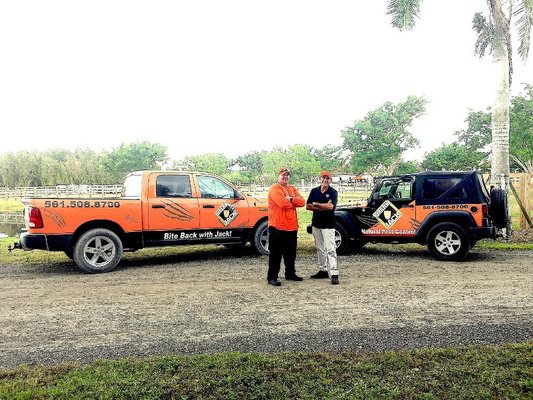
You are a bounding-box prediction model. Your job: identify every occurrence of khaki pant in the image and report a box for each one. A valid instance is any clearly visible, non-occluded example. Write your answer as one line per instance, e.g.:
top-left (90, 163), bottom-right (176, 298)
top-left (312, 227), bottom-right (338, 276)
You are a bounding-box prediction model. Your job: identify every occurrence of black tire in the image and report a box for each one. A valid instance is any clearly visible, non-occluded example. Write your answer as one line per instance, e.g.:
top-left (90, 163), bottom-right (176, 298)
top-left (351, 237), bottom-right (366, 252)
top-left (64, 247), bottom-right (74, 260)
top-left (251, 220), bottom-right (269, 255)
top-left (223, 243), bottom-right (246, 249)
top-left (427, 222), bottom-right (470, 261)
top-left (335, 223), bottom-right (350, 255)
top-left (73, 228), bottom-right (123, 273)
top-left (490, 188), bottom-right (509, 229)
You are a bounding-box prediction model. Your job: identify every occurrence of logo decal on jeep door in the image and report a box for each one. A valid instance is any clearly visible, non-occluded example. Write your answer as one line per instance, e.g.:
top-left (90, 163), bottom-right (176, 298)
top-left (372, 200), bottom-right (403, 229)
top-left (215, 202), bottom-right (238, 226)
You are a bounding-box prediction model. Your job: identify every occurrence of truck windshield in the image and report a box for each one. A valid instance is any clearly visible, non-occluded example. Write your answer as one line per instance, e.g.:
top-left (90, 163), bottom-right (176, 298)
top-left (122, 174), bottom-right (142, 198)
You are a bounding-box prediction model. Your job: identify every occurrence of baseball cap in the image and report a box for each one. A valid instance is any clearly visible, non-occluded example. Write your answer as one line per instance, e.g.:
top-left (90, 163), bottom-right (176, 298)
top-left (278, 168), bottom-right (291, 175)
top-left (320, 171), bottom-right (332, 179)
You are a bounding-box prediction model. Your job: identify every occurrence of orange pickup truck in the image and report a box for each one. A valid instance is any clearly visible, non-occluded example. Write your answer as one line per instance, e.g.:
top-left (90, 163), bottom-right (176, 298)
top-left (14, 171), bottom-right (269, 273)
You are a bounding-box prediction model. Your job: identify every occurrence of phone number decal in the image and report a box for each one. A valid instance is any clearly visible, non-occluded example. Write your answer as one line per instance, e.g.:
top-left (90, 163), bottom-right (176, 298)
top-left (422, 204), bottom-right (469, 210)
top-left (44, 200), bottom-right (121, 209)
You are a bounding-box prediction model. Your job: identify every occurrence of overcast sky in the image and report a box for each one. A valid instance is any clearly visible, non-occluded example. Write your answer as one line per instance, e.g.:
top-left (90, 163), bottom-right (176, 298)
top-left (1, 1), bottom-right (532, 162)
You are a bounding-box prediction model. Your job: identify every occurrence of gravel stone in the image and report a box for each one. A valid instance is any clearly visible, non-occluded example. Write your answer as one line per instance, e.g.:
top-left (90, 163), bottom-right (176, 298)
top-left (0, 247), bottom-right (531, 369)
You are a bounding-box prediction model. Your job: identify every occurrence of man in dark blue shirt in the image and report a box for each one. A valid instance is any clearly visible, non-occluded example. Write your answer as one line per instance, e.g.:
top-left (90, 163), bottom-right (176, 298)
top-left (306, 171), bottom-right (339, 284)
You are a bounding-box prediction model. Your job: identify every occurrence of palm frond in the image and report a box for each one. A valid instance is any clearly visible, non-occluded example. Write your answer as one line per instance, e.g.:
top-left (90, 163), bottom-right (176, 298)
top-left (473, 12), bottom-right (495, 57)
top-left (386, 0), bottom-right (422, 31)
top-left (514, 0), bottom-right (533, 61)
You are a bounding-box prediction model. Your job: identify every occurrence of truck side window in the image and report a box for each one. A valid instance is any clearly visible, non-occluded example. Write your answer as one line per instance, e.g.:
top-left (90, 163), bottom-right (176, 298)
top-left (197, 175), bottom-right (236, 199)
top-left (156, 175), bottom-right (192, 198)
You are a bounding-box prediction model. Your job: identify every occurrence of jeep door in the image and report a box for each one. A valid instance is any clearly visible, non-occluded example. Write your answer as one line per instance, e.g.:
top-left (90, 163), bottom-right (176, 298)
top-left (195, 174), bottom-right (250, 242)
top-left (365, 178), bottom-right (418, 236)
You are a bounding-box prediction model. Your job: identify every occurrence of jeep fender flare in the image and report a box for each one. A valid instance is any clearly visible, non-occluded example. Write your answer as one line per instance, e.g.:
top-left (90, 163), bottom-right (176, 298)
top-left (334, 210), bottom-right (361, 237)
top-left (416, 211), bottom-right (476, 243)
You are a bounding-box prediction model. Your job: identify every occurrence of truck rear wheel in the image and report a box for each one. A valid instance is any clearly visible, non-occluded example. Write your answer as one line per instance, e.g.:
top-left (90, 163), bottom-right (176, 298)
top-left (427, 222), bottom-right (470, 261)
top-left (73, 228), bottom-right (123, 273)
top-left (251, 220), bottom-right (269, 255)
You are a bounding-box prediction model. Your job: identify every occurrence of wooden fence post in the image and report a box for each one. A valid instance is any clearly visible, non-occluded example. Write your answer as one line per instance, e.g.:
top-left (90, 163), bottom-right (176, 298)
top-left (519, 174), bottom-right (532, 230)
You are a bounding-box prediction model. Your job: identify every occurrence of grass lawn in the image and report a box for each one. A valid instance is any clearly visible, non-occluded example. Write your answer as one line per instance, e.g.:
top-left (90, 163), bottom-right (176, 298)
top-left (1, 343), bottom-right (532, 399)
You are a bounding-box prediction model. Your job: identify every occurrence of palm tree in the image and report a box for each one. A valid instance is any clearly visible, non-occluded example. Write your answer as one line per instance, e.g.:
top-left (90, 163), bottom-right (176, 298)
top-left (387, 0), bottom-right (532, 232)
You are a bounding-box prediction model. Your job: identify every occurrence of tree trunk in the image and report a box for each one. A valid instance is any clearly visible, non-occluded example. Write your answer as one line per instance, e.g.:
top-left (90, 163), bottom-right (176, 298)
top-left (490, 43), bottom-right (510, 189)
top-left (489, 0), bottom-right (512, 235)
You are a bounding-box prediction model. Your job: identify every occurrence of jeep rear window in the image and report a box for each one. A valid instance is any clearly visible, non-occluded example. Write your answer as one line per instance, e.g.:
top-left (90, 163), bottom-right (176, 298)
top-left (422, 178), bottom-right (463, 199)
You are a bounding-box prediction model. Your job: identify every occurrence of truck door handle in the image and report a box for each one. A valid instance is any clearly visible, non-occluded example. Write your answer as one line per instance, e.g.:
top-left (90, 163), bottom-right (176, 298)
top-left (152, 204), bottom-right (165, 209)
top-left (202, 204), bottom-right (215, 208)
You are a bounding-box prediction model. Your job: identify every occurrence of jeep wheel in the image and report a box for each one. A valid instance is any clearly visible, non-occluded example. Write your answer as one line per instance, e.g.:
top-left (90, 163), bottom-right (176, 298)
top-left (490, 188), bottom-right (509, 229)
top-left (335, 223), bottom-right (350, 255)
top-left (251, 220), bottom-right (269, 255)
top-left (73, 228), bottom-right (123, 273)
top-left (427, 223), bottom-right (470, 261)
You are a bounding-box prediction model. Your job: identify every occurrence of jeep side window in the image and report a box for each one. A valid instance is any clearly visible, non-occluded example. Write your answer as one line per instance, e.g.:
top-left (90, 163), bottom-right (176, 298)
top-left (378, 181), bottom-right (394, 197)
top-left (156, 175), bottom-right (192, 198)
top-left (197, 175), bottom-right (237, 199)
top-left (376, 179), bottom-right (412, 200)
top-left (394, 181), bottom-right (412, 199)
top-left (422, 178), bottom-right (461, 199)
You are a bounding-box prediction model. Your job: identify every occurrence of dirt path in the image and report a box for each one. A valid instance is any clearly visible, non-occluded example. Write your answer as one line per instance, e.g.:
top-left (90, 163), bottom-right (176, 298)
top-left (1, 248), bottom-right (532, 369)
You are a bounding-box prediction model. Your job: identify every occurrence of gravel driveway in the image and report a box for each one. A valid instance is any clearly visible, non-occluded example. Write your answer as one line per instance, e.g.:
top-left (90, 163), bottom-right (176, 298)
top-left (1, 247), bottom-right (532, 369)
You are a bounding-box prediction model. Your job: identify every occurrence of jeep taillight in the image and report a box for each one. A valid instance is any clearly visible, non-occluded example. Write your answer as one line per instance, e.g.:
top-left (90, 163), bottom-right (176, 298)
top-left (27, 206), bottom-right (44, 228)
top-left (482, 204), bottom-right (489, 216)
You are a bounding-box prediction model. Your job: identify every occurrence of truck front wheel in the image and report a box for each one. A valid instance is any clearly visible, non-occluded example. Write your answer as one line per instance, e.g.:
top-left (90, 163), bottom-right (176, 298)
top-left (251, 220), bottom-right (269, 255)
top-left (427, 223), bottom-right (470, 261)
top-left (73, 228), bottom-right (123, 273)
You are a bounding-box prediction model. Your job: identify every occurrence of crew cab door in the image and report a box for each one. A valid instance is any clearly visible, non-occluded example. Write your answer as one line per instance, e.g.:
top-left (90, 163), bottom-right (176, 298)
top-left (146, 174), bottom-right (200, 241)
top-left (364, 177), bottom-right (418, 236)
top-left (195, 174), bottom-right (250, 242)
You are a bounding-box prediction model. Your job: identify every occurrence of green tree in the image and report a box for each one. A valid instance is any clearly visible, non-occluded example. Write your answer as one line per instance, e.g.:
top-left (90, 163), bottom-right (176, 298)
top-left (393, 160), bottom-right (420, 175)
top-left (261, 145), bottom-right (322, 184)
top-left (261, 147), bottom-right (291, 184)
top-left (421, 143), bottom-right (478, 171)
top-left (235, 151), bottom-right (267, 182)
top-left (312, 145), bottom-right (346, 174)
top-left (181, 153), bottom-right (231, 176)
top-left (341, 95), bottom-right (427, 175)
top-left (102, 141), bottom-right (168, 182)
top-left (509, 83), bottom-right (533, 172)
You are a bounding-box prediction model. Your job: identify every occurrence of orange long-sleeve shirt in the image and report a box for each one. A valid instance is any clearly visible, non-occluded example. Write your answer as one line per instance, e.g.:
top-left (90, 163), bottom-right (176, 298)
top-left (268, 183), bottom-right (305, 231)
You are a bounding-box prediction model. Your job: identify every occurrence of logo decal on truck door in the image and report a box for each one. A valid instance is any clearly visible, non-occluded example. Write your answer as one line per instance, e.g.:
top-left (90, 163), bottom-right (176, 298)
top-left (215, 202), bottom-right (238, 226)
top-left (372, 200), bottom-right (403, 229)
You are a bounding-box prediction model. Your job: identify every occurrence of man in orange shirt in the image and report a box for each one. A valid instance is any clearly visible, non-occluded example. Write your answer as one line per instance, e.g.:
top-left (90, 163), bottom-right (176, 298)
top-left (267, 168), bottom-right (305, 286)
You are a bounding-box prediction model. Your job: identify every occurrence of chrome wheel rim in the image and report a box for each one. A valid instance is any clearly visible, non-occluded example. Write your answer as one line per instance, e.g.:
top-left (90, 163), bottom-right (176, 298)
top-left (434, 230), bottom-right (461, 255)
top-left (260, 227), bottom-right (269, 252)
top-left (83, 236), bottom-right (116, 269)
top-left (334, 229), bottom-right (341, 249)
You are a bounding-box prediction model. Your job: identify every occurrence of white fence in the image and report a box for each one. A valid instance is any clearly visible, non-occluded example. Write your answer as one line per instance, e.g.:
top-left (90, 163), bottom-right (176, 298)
top-left (0, 185), bottom-right (123, 199)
